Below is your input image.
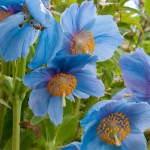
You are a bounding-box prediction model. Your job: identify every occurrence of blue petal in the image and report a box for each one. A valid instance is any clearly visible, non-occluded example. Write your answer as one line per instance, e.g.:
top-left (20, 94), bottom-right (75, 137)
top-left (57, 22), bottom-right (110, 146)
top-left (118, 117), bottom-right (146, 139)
top-left (121, 133), bottom-right (147, 150)
top-left (72, 88), bottom-right (89, 99)
top-left (48, 96), bottom-right (63, 125)
top-left (25, 0), bottom-right (52, 27)
top-left (64, 55), bottom-right (98, 74)
top-left (0, 0), bottom-right (25, 5)
top-left (0, 14), bottom-right (39, 61)
top-left (41, 0), bottom-right (50, 8)
top-left (78, 1), bottom-right (97, 31)
top-left (62, 142), bottom-right (81, 150)
top-left (80, 100), bottom-right (116, 128)
top-left (81, 121), bottom-right (117, 150)
top-left (90, 15), bottom-right (123, 61)
top-left (23, 67), bottom-right (55, 89)
top-left (7, 4), bottom-right (23, 14)
top-left (29, 88), bottom-right (51, 116)
top-left (73, 74), bottom-right (104, 97)
top-left (111, 88), bottom-right (133, 101)
top-left (66, 93), bottom-right (75, 101)
top-left (60, 3), bottom-right (79, 35)
top-left (60, 1), bottom-right (96, 35)
top-left (28, 17), bottom-right (63, 69)
top-left (119, 48), bottom-right (150, 103)
top-left (119, 102), bottom-right (150, 132)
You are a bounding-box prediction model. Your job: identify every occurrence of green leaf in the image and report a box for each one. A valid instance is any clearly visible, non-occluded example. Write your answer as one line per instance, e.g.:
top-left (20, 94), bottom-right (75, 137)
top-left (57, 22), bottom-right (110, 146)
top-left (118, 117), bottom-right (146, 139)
top-left (30, 116), bottom-right (46, 125)
top-left (55, 114), bottom-right (78, 143)
top-left (0, 99), bottom-right (11, 109)
top-left (144, 0), bottom-right (150, 16)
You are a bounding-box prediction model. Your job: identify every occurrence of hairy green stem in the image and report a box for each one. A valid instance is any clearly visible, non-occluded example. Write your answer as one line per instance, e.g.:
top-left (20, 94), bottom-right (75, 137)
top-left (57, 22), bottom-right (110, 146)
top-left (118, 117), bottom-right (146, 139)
top-left (12, 100), bottom-right (22, 150)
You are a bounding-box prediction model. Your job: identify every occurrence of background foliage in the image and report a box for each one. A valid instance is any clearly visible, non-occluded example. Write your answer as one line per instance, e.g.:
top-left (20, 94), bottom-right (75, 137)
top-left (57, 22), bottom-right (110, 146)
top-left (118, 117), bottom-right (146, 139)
top-left (0, 0), bottom-right (150, 149)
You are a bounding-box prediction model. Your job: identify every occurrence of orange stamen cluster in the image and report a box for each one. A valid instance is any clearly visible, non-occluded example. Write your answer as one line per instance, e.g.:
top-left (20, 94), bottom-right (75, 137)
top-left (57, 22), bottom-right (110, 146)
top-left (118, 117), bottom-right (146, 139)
top-left (0, 10), bottom-right (11, 22)
top-left (47, 73), bottom-right (77, 96)
top-left (70, 30), bottom-right (95, 55)
top-left (97, 112), bottom-right (130, 145)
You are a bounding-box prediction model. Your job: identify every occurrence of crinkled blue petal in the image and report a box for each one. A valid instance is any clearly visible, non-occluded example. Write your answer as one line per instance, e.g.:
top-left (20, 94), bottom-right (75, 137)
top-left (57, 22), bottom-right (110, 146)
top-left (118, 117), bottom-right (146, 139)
top-left (29, 88), bottom-right (51, 116)
top-left (23, 67), bottom-right (55, 89)
top-left (25, 0), bottom-right (52, 27)
top-left (80, 100), bottom-right (116, 128)
top-left (61, 1), bottom-right (96, 35)
top-left (119, 48), bottom-right (150, 103)
top-left (117, 102), bottom-right (150, 132)
top-left (121, 133), bottom-right (147, 150)
top-left (0, 0), bottom-right (25, 5)
top-left (73, 74), bottom-right (104, 97)
top-left (0, 13), bottom-right (39, 61)
top-left (91, 16), bottom-right (123, 61)
top-left (72, 89), bottom-right (89, 99)
top-left (28, 16), bottom-right (63, 69)
top-left (62, 142), bottom-right (81, 150)
top-left (48, 96), bottom-right (63, 125)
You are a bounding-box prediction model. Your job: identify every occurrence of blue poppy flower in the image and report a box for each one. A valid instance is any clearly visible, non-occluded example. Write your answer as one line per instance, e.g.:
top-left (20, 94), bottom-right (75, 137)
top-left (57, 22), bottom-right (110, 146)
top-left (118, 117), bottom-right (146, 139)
top-left (62, 141), bottom-right (80, 150)
top-left (80, 100), bottom-right (150, 150)
top-left (0, 0), bottom-right (63, 70)
top-left (57, 1), bottom-right (123, 61)
top-left (23, 54), bottom-right (105, 125)
top-left (119, 48), bottom-right (150, 103)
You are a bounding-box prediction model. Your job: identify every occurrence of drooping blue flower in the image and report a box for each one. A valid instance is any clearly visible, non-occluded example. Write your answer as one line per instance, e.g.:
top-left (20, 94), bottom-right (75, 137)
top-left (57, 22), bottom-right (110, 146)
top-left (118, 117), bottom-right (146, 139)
top-left (0, 0), bottom-right (63, 70)
top-left (62, 142), bottom-right (80, 150)
top-left (119, 48), bottom-right (150, 103)
top-left (23, 54), bottom-right (105, 125)
top-left (80, 100), bottom-right (150, 150)
top-left (57, 1), bottom-right (123, 61)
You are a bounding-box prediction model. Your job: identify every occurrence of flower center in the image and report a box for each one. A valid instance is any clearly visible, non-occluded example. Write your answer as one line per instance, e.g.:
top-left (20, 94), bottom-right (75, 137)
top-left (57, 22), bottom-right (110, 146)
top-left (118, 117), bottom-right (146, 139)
top-left (70, 30), bottom-right (95, 55)
top-left (0, 10), bottom-right (12, 22)
top-left (97, 112), bottom-right (130, 146)
top-left (47, 73), bottom-right (77, 97)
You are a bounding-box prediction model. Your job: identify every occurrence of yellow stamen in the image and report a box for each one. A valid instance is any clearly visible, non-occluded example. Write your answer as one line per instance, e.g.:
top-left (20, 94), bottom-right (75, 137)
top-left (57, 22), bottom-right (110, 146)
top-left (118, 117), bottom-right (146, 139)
top-left (0, 10), bottom-right (11, 22)
top-left (70, 30), bottom-right (95, 55)
top-left (97, 112), bottom-right (130, 146)
top-left (47, 73), bottom-right (77, 97)
top-left (123, 94), bottom-right (133, 98)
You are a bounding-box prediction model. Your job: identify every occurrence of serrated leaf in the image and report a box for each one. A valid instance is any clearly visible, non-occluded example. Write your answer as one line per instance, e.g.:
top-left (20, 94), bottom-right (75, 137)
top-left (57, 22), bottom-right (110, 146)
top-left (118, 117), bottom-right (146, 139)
top-left (55, 114), bottom-right (78, 143)
top-left (0, 99), bottom-right (11, 109)
top-left (144, 0), bottom-right (150, 16)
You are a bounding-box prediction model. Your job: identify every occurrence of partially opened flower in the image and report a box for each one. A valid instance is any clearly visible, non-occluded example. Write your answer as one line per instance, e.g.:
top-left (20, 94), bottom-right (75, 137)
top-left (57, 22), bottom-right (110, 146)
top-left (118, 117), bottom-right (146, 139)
top-left (0, 0), bottom-right (63, 70)
top-left (62, 142), bottom-right (80, 150)
top-left (23, 54), bottom-right (105, 125)
top-left (119, 48), bottom-right (150, 103)
top-left (80, 100), bottom-right (150, 150)
top-left (57, 1), bottom-right (123, 61)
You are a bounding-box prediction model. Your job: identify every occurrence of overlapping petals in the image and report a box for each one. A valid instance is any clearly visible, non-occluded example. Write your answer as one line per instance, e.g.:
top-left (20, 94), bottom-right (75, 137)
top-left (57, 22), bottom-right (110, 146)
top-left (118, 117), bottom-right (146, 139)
top-left (58, 1), bottom-right (123, 61)
top-left (119, 48), bottom-right (150, 103)
top-left (80, 100), bottom-right (150, 150)
top-left (0, 0), bottom-right (63, 70)
top-left (23, 55), bottom-right (105, 125)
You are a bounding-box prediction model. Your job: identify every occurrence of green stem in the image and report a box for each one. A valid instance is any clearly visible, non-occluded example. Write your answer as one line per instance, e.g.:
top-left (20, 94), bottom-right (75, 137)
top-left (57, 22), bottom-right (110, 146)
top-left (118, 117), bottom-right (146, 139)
top-left (74, 97), bottom-right (80, 114)
top-left (12, 100), bottom-right (22, 150)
